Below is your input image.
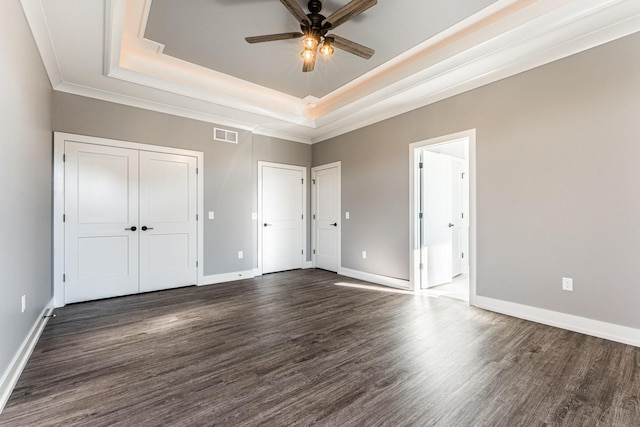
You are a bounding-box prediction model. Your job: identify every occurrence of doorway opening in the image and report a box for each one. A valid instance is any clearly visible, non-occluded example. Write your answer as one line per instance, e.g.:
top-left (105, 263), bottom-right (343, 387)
top-left (410, 130), bottom-right (476, 304)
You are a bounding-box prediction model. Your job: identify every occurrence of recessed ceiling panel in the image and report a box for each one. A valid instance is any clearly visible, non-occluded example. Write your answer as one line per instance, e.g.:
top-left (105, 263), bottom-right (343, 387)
top-left (144, 0), bottom-right (498, 99)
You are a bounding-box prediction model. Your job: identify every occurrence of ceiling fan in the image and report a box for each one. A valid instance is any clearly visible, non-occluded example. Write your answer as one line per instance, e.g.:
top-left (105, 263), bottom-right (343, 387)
top-left (245, 0), bottom-right (376, 72)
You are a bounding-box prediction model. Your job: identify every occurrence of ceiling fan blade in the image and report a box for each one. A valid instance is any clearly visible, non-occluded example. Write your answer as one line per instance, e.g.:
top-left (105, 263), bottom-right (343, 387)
top-left (329, 34), bottom-right (374, 59)
top-left (280, 0), bottom-right (311, 25)
top-left (322, 0), bottom-right (376, 30)
top-left (245, 32), bottom-right (304, 44)
top-left (303, 54), bottom-right (317, 72)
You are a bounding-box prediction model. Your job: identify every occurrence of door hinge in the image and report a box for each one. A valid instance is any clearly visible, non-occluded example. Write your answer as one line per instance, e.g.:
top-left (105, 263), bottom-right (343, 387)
top-left (312, 179), bottom-right (316, 184)
top-left (196, 260), bottom-right (199, 267)
top-left (313, 214), bottom-right (316, 220)
top-left (301, 214), bottom-right (304, 220)
top-left (461, 172), bottom-right (465, 179)
top-left (301, 249), bottom-right (304, 255)
top-left (419, 162), bottom-right (423, 169)
top-left (63, 274), bottom-right (66, 282)
top-left (63, 154), bottom-right (66, 162)
top-left (419, 263), bottom-right (423, 270)
top-left (461, 253), bottom-right (464, 259)
top-left (196, 214), bottom-right (198, 221)
top-left (63, 214), bottom-right (66, 222)
top-left (301, 178), bottom-right (304, 184)
top-left (419, 212), bottom-right (423, 219)
top-left (313, 249), bottom-right (316, 254)
top-left (461, 213), bottom-right (464, 219)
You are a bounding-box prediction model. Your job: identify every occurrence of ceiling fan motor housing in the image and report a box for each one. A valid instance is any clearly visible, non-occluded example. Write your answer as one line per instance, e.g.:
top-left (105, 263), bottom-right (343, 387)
top-left (304, 0), bottom-right (328, 36)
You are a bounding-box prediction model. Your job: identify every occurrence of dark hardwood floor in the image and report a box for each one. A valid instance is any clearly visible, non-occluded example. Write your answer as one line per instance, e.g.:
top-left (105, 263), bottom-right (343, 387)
top-left (2, 269), bottom-right (639, 426)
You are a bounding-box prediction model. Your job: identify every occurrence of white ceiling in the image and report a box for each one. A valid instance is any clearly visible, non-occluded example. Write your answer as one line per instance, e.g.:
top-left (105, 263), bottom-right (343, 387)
top-left (21, 0), bottom-right (640, 144)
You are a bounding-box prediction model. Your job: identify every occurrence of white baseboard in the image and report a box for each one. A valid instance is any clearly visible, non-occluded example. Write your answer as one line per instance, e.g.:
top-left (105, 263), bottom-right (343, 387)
top-left (338, 267), bottom-right (411, 290)
top-left (475, 296), bottom-right (640, 348)
top-left (200, 270), bottom-right (256, 286)
top-left (0, 299), bottom-right (54, 414)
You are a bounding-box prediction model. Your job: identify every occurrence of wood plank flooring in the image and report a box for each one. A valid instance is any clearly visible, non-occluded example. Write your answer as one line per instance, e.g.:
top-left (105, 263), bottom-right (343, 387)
top-left (2, 269), bottom-right (639, 426)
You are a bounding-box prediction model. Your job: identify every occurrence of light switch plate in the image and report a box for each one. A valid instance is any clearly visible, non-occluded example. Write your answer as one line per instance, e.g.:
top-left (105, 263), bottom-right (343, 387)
top-left (346, 212), bottom-right (350, 219)
top-left (208, 211), bottom-right (214, 220)
top-left (562, 277), bottom-right (573, 291)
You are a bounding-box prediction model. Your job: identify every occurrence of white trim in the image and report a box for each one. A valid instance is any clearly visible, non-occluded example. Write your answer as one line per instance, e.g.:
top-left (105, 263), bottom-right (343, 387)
top-left (24, 0), bottom-right (640, 143)
top-left (409, 130), bottom-right (477, 305)
top-left (52, 133), bottom-right (205, 307)
top-left (19, 0), bottom-right (63, 88)
top-left (200, 270), bottom-right (256, 286)
top-left (311, 162), bottom-right (342, 273)
top-left (0, 299), bottom-right (54, 413)
top-left (475, 296), bottom-right (640, 348)
top-left (339, 267), bottom-right (411, 291)
top-left (303, 261), bottom-right (313, 269)
top-left (257, 161), bottom-right (308, 276)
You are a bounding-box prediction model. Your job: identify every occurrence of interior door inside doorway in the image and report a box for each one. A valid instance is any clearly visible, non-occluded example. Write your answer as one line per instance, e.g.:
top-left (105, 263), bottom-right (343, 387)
top-left (312, 163), bottom-right (340, 272)
top-left (261, 164), bottom-right (305, 274)
top-left (419, 143), bottom-right (469, 291)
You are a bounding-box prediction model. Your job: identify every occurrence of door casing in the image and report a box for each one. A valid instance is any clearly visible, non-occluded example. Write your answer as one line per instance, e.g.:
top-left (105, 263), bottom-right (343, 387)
top-left (53, 132), bottom-right (204, 307)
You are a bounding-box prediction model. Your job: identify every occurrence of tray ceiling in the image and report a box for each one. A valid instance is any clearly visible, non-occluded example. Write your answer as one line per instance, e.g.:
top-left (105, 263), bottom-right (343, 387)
top-left (20, 0), bottom-right (640, 143)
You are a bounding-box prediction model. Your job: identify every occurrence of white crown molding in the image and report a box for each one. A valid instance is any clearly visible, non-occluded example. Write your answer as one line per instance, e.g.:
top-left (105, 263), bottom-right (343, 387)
top-left (20, 0), bottom-right (640, 143)
top-left (20, 0), bottom-right (63, 88)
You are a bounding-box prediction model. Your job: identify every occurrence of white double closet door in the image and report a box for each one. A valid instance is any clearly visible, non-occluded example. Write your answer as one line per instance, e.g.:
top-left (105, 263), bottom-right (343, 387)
top-left (64, 142), bottom-right (197, 303)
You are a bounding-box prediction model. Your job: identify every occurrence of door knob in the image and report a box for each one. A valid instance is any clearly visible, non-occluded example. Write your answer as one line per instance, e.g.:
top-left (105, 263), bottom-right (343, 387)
top-left (264, 223), bottom-right (272, 227)
top-left (330, 223), bottom-right (338, 227)
top-left (141, 226), bottom-right (154, 231)
top-left (448, 223), bottom-right (455, 228)
top-left (125, 226), bottom-right (137, 231)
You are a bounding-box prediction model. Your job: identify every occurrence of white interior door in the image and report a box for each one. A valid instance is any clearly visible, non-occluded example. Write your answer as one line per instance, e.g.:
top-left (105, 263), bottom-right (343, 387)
top-left (262, 165), bottom-right (304, 274)
top-left (451, 159), bottom-right (464, 277)
top-left (421, 151), bottom-right (453, 289)
top-left (313, 164), bottom-right (340, 272)
top-left (64, 142), bottom-right (139, 303)
top-left (139, 151), bottom-right (197, 292)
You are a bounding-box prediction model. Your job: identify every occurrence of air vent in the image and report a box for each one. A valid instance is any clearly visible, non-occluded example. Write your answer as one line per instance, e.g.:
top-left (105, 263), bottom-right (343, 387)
top-left (214, 128), bottom-right (238, 144)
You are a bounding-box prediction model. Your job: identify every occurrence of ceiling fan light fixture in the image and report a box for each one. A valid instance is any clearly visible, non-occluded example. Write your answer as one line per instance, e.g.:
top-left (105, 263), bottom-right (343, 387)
top-left (301, 47), bottom-right (316, 61)
top-left (302, 35), bottom-right (319, 49)
top-left (319, 40), bottom-right (334, 56)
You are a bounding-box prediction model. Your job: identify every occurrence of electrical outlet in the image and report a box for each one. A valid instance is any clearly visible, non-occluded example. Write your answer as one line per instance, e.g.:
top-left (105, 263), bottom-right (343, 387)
top-left (208, 211), bottom-right (215, 220)
top-left (362, 251), bottom-right (367, 259)
top-left (562, 277), bottom-right (573, 291)
top-left (345, 212), bottom-right (350, 219)
top-left (21, 295), bottom-right (26, 313)
top-left (238, 251), bottom-right (244, 259)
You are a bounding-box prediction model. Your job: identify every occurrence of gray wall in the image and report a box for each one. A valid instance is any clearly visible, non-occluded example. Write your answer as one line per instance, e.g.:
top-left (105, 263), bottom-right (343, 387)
top-left (314, 31), bottom-right (640, 329)
top-left (0, 0), bottom-right (53, 384)
top-left (52, 93), bottom-right (313, 276)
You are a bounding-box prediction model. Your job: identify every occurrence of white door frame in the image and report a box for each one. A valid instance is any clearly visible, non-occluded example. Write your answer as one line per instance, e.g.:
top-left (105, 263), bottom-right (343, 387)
top-left (53, 132), bottom-right (205, 307)
top-left (409, 129), bottom-right (477, 305)
top-left (257, 161), bottom-right (307, 275)
top-left (311, 161), bottom-right (341, 272)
